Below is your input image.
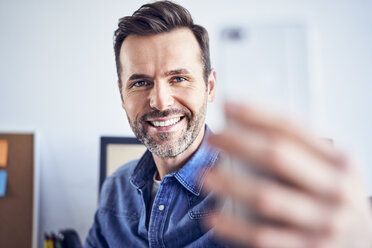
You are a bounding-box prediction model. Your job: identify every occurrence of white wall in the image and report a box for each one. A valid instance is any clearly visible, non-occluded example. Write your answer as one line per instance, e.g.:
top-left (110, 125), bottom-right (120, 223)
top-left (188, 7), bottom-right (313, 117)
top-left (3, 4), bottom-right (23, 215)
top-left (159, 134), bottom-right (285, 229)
top-left (0, 0), bottom-right (371, 246)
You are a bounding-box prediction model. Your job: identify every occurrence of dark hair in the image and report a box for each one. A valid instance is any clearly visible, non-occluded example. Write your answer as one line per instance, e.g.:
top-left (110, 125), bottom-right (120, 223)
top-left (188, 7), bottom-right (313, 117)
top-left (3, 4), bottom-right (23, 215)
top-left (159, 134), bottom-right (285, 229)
top-left (114, 1), bottom-right (211, 90)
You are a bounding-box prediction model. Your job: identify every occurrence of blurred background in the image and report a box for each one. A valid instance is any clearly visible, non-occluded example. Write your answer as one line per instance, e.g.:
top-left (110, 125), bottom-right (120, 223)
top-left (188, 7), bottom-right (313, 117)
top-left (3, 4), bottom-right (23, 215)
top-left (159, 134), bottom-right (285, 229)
top-left (0, 0), bottom-right (371, 246)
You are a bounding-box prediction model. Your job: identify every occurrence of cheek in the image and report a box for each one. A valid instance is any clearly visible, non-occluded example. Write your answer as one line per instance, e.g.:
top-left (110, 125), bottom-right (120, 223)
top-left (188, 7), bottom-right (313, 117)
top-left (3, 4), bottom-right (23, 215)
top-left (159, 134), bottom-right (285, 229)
top-left (123, 93), bottom-right (149, 119)
top-left (173, 87), bottom-right (207, 111)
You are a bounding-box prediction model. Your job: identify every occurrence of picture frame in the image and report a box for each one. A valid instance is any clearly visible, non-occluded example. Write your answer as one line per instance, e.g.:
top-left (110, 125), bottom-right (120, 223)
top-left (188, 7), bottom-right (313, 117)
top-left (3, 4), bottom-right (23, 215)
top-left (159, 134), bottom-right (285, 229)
top-left (99, 137), bottom-right (146, 192)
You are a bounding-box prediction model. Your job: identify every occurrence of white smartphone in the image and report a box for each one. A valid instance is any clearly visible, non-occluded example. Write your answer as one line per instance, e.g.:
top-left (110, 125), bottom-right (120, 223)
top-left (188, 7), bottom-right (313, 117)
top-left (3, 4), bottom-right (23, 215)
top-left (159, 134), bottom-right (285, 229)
top-left (215, 23), bottom-right (310, 223)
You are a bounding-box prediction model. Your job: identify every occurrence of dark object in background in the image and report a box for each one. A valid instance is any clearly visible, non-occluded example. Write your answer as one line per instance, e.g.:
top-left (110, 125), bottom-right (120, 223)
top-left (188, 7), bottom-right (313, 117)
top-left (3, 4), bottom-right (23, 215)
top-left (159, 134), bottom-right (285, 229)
top-left (59, 229), bottom-right (82, 248)
top-left (44, 229), bottom-right (82, 248)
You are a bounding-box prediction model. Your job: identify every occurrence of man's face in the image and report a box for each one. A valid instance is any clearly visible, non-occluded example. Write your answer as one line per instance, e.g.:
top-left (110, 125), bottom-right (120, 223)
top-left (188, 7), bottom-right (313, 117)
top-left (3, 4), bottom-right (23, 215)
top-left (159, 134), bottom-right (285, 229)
top-left (119, 28), bottom-right (215, 158)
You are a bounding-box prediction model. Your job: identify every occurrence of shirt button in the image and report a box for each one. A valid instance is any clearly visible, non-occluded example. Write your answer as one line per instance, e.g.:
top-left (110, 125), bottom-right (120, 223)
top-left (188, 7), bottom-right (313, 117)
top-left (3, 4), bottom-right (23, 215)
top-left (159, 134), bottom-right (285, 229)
top-left (158, 204), bottom-right (165, 211)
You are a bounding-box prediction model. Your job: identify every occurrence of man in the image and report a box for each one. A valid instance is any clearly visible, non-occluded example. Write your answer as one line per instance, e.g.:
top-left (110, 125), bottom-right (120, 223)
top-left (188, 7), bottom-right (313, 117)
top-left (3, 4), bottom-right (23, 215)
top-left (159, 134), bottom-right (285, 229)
top-left (86, 1), bottom-right (372, 247)
top-left (85, 1), bottom-right (221, 247)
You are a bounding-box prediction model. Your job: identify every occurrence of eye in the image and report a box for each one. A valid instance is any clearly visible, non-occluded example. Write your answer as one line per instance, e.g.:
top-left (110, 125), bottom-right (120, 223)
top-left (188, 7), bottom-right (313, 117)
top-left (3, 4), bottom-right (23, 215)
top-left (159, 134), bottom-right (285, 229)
top-left (132, 80), bottom-right (150, 87)
top-left (172, 77), bottom-right (187, 83)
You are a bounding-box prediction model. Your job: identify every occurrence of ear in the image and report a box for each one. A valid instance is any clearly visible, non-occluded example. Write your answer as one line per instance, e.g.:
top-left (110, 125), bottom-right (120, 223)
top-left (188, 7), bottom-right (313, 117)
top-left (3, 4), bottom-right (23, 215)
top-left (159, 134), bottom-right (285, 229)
top-left (207, 69), bottom-right (216, 103)
top-left (117, 80), bottom-right (121, 92)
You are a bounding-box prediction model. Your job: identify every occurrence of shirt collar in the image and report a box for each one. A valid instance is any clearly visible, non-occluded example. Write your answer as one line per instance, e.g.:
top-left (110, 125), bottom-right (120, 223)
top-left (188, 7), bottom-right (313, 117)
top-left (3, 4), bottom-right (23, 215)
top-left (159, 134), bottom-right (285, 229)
top-left (173, 126), bottom-right (219, 196)
top-left (130, 150), bottom-right (157, 189)
top-left (130, 125), bottom-right (220, 196)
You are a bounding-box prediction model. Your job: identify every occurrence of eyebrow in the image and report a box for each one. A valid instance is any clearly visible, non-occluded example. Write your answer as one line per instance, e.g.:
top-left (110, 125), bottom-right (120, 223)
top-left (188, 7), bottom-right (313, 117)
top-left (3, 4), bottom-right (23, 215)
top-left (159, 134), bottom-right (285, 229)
top-left (164, 68), bottom-right (191, 76)
top-left (127, 74), bottom-right (153, 82)
top-left (126, 68), bottom-right (192, 83)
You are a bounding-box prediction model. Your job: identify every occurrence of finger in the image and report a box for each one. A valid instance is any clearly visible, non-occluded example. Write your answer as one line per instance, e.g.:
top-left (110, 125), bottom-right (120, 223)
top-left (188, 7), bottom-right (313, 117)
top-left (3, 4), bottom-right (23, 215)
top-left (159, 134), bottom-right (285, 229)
top-left (208, 212), bottom-right (315, 248)
top-left (224, 101), bottom-right (347, 168)
top-left (208, 128), bottom-right (343, 200)
top-left (204, 166), bottom-right (256, 207)
top-left (204, 168), bottom-right (332, 232)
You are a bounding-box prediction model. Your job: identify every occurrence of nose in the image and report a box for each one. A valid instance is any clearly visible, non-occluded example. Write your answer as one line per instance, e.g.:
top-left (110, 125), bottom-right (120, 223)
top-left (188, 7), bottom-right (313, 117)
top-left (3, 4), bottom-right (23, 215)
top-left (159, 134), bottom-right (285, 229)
top-left (149, 81), bottom-right (174, 110)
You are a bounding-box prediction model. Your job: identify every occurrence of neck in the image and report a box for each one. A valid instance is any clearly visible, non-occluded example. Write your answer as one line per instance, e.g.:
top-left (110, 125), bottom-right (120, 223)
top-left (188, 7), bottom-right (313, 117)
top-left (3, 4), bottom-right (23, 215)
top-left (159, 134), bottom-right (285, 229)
top-left (153, 125), bottom-right (206, 179)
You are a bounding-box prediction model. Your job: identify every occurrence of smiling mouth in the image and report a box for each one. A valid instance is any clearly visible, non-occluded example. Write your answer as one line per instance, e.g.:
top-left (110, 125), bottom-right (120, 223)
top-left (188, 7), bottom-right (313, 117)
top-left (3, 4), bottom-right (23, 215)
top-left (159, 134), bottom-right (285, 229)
top-left (148, 117), bottom-right (183, 127)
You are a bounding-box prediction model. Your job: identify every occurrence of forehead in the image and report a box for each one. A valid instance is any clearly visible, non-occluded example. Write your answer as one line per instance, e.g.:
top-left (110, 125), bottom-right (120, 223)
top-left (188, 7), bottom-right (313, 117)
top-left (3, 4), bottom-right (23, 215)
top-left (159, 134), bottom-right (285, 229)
top-left (119, 28), bottom-right (203, 80)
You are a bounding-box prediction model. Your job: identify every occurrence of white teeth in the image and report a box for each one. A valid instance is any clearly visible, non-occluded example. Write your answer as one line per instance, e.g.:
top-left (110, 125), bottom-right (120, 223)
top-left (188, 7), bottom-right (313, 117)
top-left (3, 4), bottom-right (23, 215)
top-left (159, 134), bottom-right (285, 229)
top-left (151, 117), bottom-right (181, 127)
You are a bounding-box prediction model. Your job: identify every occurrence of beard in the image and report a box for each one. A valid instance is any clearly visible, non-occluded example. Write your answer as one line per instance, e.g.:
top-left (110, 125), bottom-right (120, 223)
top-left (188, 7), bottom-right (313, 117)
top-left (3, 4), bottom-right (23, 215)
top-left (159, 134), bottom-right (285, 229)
top-left (127, 100), bottom-right (207, 158)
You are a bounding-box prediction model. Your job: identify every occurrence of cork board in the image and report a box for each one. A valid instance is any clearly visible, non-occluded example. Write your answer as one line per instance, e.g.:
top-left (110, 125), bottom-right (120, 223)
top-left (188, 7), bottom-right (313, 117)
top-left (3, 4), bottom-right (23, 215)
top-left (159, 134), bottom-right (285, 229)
top-left (0, 133), bottom-right (34, 248)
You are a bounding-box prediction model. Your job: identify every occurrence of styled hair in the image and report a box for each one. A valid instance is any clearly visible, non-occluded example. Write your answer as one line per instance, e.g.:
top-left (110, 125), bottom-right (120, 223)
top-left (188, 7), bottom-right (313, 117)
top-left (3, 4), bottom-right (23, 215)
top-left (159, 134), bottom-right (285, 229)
top-left (114, 1), bottom-right (211, 89)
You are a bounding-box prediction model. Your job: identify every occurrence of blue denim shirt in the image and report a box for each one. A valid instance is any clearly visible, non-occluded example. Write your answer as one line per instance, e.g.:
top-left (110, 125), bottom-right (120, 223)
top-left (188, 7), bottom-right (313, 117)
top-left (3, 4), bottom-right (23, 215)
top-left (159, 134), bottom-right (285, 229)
top-left (85, 127), bottom-right (227, 247)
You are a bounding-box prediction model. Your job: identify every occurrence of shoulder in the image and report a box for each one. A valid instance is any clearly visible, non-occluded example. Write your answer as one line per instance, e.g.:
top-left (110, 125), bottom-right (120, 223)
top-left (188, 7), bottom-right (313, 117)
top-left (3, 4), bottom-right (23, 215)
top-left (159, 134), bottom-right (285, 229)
top-left (98, 159), bottom-right (139, 207)
top-left (111, 159), bottom-right (139, 180)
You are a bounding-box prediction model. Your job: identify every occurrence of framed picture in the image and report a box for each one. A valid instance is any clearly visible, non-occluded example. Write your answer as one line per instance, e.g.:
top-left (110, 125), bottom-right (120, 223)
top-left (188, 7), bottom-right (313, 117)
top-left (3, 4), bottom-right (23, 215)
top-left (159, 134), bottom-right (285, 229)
top-left (99, 137), bottom-right (146, 192)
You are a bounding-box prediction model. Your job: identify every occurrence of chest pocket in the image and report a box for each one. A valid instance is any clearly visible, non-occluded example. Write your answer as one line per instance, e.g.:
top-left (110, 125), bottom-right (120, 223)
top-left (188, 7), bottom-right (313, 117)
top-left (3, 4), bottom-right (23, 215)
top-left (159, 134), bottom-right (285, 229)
top-left (99, 207), bottom-right (140, 221)
top-left (99, 179), bottom-right (142, 221)
top-left (188, 192), bottom-right (220, 219)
